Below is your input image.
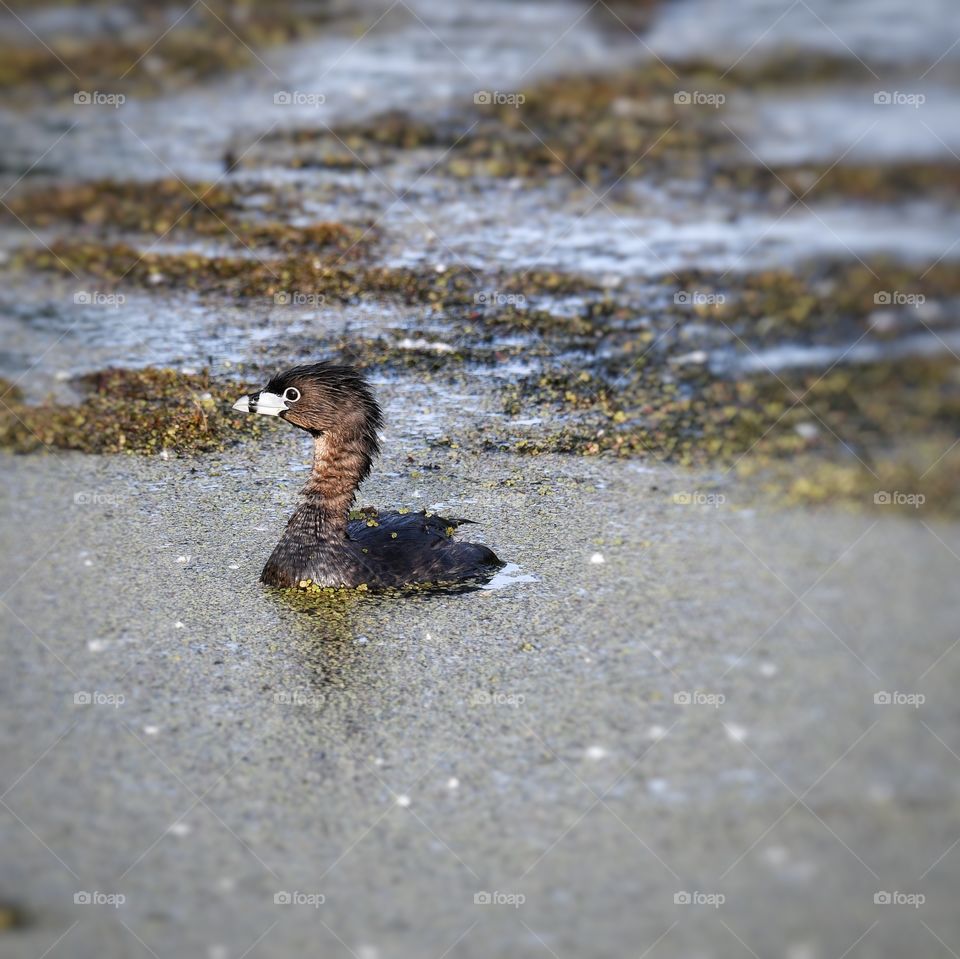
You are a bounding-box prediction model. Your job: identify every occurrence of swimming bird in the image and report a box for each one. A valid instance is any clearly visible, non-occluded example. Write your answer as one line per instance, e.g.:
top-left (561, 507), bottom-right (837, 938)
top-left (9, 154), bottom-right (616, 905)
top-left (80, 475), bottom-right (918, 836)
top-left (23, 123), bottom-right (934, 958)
top-left (232, 363), bottom-right (502, 589)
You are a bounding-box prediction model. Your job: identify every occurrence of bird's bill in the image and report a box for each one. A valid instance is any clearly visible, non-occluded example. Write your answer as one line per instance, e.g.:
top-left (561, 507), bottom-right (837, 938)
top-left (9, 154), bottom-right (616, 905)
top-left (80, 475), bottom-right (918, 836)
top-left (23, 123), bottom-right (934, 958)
top-left (231, 390), bottom-right (288, 416)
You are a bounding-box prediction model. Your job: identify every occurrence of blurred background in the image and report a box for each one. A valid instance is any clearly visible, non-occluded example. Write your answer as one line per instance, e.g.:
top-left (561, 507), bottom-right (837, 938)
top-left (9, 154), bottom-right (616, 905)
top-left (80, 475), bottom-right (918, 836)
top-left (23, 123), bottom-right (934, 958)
top-left (1, 0), bottom-right (958, 957)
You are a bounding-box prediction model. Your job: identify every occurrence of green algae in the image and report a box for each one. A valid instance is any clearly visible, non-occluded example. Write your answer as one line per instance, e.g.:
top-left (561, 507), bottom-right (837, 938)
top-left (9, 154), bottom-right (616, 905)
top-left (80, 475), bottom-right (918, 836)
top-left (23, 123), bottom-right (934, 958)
top-left (11, 242), bottom-right (959, 517)
top-left (0, 1), bottom-right (341, 96)
top-left (242, 59), bottom-right (960, 207)
top-left (664, 259), bottom-right (960, 343)
top-left (479, 257), bottom-right (960, 513)
top-left (2, 37), bottom-right (957, 516)
top-left (717, 161), bottom-right (960, 207)
top-left (0, 367), bottom-right (273, 455)
top-left (0, 379), bottom-right (24, 404)
top-left (236, 109), bottom-right (457, 171)
top-left (493, 354), bottom-right (960, 513)
top-left (267, 55), bottom-right (875, 186)
top-left (13, 239), bottom-right (597, 305)
top-left (6, 179), bottom-right (238, 232)
top-left (751, 451), bottom-right (960, 515)
top-left (5, 178), bottom-right (374, 258)
top-left (237, 61), bottom-right (725, 183)
top-left (676, 51), bottom-right (894, 87)
top-left (14, 242), bottom-right (367, 299)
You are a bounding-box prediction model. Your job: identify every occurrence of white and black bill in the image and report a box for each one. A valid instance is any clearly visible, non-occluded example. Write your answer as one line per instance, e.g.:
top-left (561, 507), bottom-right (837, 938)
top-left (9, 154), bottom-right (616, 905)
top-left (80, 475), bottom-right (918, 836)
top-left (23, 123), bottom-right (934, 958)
top-left (231, 390), bottom-right (288, 416)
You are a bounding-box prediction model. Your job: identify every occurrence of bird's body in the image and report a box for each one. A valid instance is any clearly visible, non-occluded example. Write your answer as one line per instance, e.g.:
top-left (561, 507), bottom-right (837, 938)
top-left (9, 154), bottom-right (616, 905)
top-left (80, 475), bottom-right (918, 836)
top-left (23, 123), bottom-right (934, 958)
top-left (233, 363), bottom-right (502, 590)
top-left (262, 507), bottom-right (499, 589)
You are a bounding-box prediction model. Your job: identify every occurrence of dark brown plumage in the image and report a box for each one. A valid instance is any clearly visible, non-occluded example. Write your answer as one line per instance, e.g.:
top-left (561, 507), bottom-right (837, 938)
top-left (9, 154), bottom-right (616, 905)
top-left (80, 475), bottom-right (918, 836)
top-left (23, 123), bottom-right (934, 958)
top-left (232, 363), bottom-right (502, 589)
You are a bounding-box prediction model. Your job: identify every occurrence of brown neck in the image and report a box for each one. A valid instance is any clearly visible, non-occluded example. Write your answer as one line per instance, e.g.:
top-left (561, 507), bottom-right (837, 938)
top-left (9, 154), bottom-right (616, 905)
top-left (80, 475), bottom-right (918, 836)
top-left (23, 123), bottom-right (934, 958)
top-left (300, 431), bottom-right (367, 536)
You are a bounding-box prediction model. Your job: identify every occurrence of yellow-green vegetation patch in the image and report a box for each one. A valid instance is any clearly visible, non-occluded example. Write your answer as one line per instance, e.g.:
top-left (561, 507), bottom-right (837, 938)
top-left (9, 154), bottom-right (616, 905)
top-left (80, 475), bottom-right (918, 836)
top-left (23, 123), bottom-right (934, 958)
top-left (480, 256), bottom-right (960, 512)
top-left (259, 55), bottom-right (885, 183)
top-left (0, 367), bottom-right (273, 455)
top-left (293, 580), bottom-right (370, 594)
top-left (6, 179), bottom-right (237, 231)
top-left (237, 110), bottom-right (456, 171)
top-left (749, 451), bottom-right (960, 516)
top-left (287, 577), bottom-right (491, 598)
top-left (235, 62), bottom-right (725, 182)
top-left (484, 299), bottom-right (634, 339)
top-left (15, 240), bottom-right (598, 305)
top-left (0, 1), bottom-right (340, 96)
top-left (717, 162), bottom-right (960, 207)
top-left (449, 65), bottom-right (727, 184)
top-left (0, 378), bottom-right (24, 403)
top-left (496, 355), bottom-right (960, 513)
top-left (664, 259), bottom-right (960, 343)
top-left (679, 51), bottom-right (887, 88)
top-left (249, 58), bottom-right (954, 207)
top-left (6, 178), bottom-right (374, 258)
top-left (13, 242), bottom-right (469, 301)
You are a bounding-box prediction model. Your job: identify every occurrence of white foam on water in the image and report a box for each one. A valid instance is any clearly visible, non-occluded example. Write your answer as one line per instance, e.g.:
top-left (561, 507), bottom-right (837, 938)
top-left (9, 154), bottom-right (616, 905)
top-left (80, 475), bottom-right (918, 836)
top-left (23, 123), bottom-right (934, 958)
top-left (480, 562), bottom-right (539, 590)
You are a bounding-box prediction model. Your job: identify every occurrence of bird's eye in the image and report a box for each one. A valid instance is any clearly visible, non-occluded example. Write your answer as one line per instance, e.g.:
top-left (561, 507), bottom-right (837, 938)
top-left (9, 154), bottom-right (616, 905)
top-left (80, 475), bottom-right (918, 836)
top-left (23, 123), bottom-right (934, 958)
top-left (283, 387), bottom-right (301, 403)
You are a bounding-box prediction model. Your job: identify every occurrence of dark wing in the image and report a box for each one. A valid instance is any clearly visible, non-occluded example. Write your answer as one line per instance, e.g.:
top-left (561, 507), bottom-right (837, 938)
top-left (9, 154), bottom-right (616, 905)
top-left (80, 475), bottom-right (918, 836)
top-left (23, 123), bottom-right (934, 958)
top-left (347, 510), bottom-right (502, 587)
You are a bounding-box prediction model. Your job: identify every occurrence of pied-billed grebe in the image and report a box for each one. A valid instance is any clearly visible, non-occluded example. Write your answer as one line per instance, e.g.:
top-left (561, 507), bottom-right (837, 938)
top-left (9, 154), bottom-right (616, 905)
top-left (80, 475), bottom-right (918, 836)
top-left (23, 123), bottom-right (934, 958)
top-left (232, 363), bottom-right (503, 589)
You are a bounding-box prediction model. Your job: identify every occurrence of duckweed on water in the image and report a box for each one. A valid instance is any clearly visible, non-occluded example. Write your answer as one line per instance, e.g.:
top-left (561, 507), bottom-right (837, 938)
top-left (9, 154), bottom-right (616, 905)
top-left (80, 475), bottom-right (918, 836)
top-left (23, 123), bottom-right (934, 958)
top-left (0, 368), bottom-right (272, 455)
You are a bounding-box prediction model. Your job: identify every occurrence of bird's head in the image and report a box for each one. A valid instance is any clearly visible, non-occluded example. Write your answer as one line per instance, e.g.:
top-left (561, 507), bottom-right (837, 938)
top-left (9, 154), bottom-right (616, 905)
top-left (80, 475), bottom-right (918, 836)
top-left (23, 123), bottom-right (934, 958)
top-left (232, 363), bottom-right (383, 447)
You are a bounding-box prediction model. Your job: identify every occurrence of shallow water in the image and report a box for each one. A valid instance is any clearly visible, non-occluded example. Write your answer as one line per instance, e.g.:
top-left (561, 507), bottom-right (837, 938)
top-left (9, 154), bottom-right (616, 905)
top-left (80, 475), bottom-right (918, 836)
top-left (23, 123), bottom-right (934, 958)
top-left (2, 0), bottom-right (959, 387)
top-left (2, 0), bottom-right (631, 181)
top-left (643, 0), bottom-right (960, 64)
top-left (2, 435), bottom-right (959, 959)
top-left (712, 325), bottom-right (960, 375)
